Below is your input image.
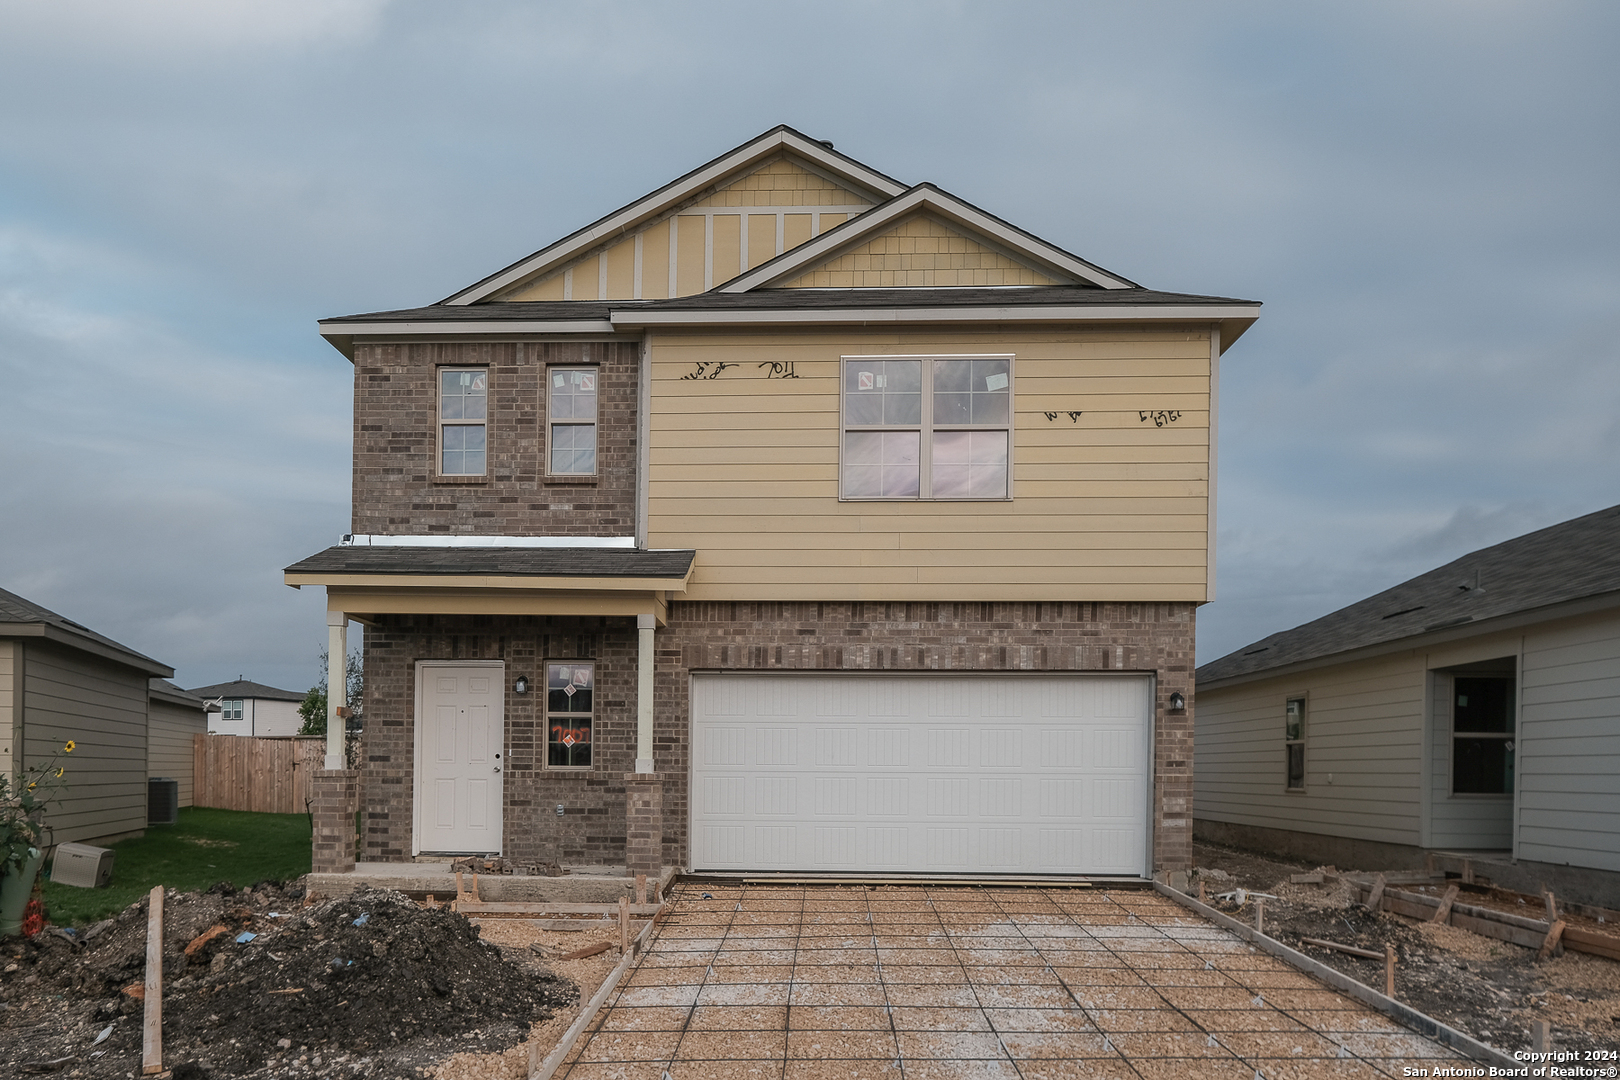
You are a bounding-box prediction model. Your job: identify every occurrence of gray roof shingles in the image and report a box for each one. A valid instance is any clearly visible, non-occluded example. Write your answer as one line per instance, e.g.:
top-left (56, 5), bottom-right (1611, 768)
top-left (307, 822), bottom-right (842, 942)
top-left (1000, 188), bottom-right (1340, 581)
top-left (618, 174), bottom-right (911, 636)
top-left (1197, 503), bottom-right (1620, 686)
top-left (284, 546), bottom-right (696, 579)
top-left (319, 287), bottom-right (1259, 327)
top-left (0, 586), bottom-right (172, 675)
top-left (186, 679), bottom-right (306, 702)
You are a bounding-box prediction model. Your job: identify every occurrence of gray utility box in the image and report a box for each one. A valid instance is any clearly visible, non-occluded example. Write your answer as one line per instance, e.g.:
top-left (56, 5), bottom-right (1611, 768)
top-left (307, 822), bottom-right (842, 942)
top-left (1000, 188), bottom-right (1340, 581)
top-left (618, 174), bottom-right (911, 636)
top-left (148, 777), bottom-right (179, 825)
top-left (52, 843), bottom-right (115, 888)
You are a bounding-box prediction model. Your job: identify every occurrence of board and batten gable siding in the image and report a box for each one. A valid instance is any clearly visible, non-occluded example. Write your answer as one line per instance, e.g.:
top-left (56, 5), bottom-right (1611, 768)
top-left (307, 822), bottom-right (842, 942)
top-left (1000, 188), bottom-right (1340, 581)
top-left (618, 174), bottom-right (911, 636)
top-left (1193, 653), bottom-right (1428, 848)
top-left (148, 696), bottom-right (205, 807)
top-left (1518, 609), bottom-right (1620, 872)
top-left (496, 157), bottom-right (877, 302)
top-left (645, 327), bottom-right (1213, 602)
top-left (21, 640), bottom-right (150, 845)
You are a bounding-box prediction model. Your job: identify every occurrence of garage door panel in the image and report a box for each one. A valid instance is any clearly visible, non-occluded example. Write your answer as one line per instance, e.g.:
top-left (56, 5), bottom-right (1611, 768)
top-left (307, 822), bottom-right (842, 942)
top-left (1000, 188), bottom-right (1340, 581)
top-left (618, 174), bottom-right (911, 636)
top-left (691, 674), bottom-right (1150, 876)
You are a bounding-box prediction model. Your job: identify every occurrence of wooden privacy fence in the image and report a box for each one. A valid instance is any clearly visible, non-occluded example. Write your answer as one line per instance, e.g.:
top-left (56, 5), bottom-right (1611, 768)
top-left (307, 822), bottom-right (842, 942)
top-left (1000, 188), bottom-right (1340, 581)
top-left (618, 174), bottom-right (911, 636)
top-left (192, 734), bottom-right (328, 814)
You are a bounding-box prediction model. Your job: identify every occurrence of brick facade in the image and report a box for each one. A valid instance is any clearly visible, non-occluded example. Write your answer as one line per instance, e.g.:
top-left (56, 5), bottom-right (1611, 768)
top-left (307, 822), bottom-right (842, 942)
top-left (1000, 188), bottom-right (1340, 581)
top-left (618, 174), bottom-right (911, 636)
top-left (351, 340), bottom-right (639, 537)
top-left (310, 770), bottom-right (359, 874)
top-left (360, 614), bottom-right (640, 866)
top-left (653, 600), bottom-right (1198, 874)
top-left (357, 601), bottom-right (1195, 874)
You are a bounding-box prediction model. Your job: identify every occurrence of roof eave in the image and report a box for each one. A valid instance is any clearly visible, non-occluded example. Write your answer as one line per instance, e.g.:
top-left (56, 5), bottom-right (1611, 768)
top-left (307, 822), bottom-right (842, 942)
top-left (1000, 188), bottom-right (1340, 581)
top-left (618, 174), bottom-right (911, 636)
top-left (1196, 588), bottom-right (1620, 693)
top-left (610, 303), bottom-right (1261, 330)
top-left (0, 621), bottom-right (174, 678)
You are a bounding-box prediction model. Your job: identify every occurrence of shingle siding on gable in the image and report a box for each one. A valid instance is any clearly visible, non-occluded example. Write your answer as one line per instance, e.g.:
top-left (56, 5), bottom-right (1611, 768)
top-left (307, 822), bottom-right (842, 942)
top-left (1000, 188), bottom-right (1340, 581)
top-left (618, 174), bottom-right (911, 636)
top-left (783, 215), bottom-right (1062, 289)
top-left (351, 340), bottom-right (639, 538)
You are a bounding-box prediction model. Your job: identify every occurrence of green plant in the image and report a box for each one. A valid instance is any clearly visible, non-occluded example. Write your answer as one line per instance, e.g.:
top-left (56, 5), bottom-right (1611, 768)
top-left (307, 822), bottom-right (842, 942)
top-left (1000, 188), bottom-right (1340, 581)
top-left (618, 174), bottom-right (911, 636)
top-left (297, 646), bottom-right (363, 736)
top-left (2, 740), bottom-right (74, 875)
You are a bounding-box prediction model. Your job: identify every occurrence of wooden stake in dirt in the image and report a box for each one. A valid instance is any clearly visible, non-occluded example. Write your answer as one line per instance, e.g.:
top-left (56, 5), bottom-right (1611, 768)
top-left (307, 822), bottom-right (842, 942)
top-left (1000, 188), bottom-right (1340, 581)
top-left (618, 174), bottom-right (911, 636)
top-left (1366, 873), bottom-right (1387, 912)
top-left (1462, 860), bottom-right (1474, 885)
top-left (1532, 1019), bottom-right (1551, 1054)
top-left (1542, 888), bottom-right (1558, 923)
top-left (636, 873), bottom-right (647, 906)
top-left (1301, 937), bottom-right (1384, 960)
top-left (1198, 879), bottom-right (1207, 903)
top-left (142, 885), bottom-right (164, 1076)
top-left (1254, 897), bottom-right (1265, 936)
top-left (1432, 883), bottom-right (1460, 925)
top-left (1384, 943), bottom-right (1396, 999)
top-left (1539, 920), bottom-right (1567, 960)
top-left (618, 896), bottom-right (630, 955)
top-left (1425, 852), bottom-right (1436, 875)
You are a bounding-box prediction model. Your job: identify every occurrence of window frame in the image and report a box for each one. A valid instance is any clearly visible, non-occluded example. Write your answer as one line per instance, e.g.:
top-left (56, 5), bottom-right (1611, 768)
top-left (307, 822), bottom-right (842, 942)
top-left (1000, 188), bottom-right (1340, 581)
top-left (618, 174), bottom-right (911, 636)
top-left (1284, 696), bottom-right (1306, 792)
top-left (544, 660), bottom-right (595, 771)
top-left (1449, 674), bottom-right (1515, 797)
top-left (838, 353), bottom-right (1014, 502)
top-left (546, 365), bottom-right (600, 478)
top-left (222, 699), bottom-right (243, 722)
top-left (436, 366), bottom-right (490, 479)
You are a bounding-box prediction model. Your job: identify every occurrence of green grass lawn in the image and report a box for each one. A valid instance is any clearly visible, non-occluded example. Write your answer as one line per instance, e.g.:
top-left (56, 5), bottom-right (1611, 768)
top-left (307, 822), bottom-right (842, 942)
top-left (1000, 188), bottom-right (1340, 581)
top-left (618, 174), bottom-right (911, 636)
top-left (43, 807), bottom-right (312, 927)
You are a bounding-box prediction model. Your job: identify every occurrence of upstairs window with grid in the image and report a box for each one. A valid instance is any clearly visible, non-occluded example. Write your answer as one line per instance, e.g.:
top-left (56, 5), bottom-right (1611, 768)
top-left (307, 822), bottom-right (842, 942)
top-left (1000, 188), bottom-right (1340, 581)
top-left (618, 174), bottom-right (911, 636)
top-left (548, 367), bottom-right (598, 475)
top-left (438, 368), bottom-right (487, 475)
top-left (841, 356), bottom-right (1011, 500)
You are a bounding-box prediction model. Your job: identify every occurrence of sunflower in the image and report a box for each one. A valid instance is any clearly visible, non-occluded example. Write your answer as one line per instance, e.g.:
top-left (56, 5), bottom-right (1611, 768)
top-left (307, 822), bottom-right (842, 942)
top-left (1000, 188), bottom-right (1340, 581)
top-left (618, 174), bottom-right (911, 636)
top-left (64, 740), bottom-right (76, 753)
top-left (55, 767), bottom-right (65, 778)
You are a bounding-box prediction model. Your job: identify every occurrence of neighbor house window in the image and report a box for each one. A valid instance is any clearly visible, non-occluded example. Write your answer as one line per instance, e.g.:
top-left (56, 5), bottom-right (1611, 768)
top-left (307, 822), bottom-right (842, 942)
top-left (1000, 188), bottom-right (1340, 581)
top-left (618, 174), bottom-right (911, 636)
top-left (222, 700), bottom-right (243, 722)
top-left (841, 356), bottom-right (1011, 500)
top-left (1452, 677), bottom-right (1514, 794)
top-left (546, 662), bottom-right (593, 768)
top-left (548, 367), bottom-right (598, 475)
top-left (1285, 698), bottom-right (1306, 790)
top-left (439, 368), bottom-right (488, 475)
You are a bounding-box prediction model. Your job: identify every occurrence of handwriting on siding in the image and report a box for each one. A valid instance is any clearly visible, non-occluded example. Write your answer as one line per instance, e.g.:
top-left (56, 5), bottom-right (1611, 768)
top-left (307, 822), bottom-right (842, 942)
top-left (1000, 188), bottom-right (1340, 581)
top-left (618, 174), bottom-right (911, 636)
top-left (1140, 410), bottom-right (1183, 427)
top-left (1042, 411), bottom-right (1084, 423)
top-left (757, 361), bottom-right (799, 379)
top-left (679, 361), bottom-right (736, 380)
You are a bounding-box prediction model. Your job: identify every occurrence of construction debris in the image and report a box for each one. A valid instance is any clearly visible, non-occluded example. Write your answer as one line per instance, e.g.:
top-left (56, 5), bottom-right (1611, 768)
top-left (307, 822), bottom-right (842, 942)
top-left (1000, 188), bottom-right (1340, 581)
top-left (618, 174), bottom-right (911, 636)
top-left (0, 882), bottom-right (576, 1079)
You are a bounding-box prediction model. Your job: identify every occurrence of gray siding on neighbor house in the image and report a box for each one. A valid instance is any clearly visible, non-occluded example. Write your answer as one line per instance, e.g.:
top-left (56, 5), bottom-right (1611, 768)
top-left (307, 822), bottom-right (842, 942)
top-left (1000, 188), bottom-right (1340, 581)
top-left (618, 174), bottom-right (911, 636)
top-left (1194, 652), bottom-right (1427, 848)
top-left (21, 641), bottom-right (150, 845)
top-left (1519, 611), bottom-right (1620, 872)
top-left (148, 697), bottom-right (205, 808)
top-left (1, 641), bottom-right (16, 779)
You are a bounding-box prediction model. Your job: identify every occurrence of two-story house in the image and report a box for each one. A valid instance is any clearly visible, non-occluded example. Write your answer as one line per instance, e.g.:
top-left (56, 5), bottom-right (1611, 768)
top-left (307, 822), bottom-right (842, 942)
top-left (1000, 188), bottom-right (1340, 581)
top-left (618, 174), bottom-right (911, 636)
top-left (286, 127), bottom-right (1259, 881)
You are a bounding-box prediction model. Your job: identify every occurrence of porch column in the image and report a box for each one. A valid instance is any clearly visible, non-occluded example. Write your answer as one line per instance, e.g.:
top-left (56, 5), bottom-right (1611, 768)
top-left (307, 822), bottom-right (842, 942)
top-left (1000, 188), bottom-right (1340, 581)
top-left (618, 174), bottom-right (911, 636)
top-left (325, 610), bottom-right (348, 770)
top-left (635, 613), bottom-right (655, 773)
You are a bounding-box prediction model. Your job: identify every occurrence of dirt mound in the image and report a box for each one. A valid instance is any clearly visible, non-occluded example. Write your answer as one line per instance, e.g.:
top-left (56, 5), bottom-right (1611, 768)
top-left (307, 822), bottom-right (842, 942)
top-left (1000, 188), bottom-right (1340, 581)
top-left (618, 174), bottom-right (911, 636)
top-left (0, 883), bottom-right (576, 1079)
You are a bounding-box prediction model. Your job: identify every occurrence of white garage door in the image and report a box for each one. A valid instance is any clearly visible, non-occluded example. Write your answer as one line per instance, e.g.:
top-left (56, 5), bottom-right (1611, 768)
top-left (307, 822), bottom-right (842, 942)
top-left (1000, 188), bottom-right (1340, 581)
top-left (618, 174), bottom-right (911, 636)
top-left (690, 673), bottom-right (1152, 876)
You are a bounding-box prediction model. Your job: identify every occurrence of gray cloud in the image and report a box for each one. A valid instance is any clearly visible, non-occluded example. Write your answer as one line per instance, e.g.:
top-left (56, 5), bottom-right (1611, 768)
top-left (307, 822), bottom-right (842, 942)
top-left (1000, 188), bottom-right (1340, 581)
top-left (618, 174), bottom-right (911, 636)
top-left (1, 1), bottom-right (1616, 684)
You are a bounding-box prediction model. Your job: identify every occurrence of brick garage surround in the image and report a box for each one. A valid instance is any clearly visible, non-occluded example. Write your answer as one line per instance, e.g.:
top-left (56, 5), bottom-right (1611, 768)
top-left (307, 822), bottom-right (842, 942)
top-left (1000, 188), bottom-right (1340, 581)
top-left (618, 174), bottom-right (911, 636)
top-left (360, 614), bottom-right (641, 866)
top-left (654, 600), bottom-right (1198, 874)
top-left (359, 601), bottom-right (1196, 874)
top-left (351, 340), bottom-right (639, 538)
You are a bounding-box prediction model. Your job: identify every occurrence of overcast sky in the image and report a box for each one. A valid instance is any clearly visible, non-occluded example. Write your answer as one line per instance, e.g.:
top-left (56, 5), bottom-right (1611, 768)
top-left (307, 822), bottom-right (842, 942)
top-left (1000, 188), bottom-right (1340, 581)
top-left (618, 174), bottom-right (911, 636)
top-left (2, 1), bottom-right (1617, 692)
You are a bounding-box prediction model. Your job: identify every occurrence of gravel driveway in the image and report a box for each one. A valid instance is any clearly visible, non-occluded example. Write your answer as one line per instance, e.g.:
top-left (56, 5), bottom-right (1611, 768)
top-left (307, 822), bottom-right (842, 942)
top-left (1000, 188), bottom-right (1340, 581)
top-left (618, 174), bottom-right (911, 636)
top-left (553, 881), bottom-right (1474, 1079)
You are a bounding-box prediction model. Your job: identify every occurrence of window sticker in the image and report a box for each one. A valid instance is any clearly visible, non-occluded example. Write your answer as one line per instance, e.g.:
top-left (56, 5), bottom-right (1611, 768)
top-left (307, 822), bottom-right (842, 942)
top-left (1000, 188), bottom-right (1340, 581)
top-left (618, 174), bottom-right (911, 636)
top-left (577, 371), bottom-right (595, 392)
top-left (857, 370), bottom-right (875, 391)
top-left (985, 372), bottom-right (1008, 391)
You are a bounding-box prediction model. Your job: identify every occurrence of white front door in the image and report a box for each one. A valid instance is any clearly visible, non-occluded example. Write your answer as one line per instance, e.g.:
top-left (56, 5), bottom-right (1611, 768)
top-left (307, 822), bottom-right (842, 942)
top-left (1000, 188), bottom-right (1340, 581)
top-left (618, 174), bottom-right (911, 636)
top-left (416, 661), bottom-right (504, 855)
top-left (690, 673), bottom-right (1153, 876)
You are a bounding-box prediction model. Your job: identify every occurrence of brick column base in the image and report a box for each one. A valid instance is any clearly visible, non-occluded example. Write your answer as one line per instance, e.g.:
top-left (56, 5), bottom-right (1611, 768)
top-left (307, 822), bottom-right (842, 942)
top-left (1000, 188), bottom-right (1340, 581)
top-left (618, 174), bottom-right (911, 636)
top-left (623, 773), bottom-right (663, 879)
top-left (311, 769), bottom-right (359, 874)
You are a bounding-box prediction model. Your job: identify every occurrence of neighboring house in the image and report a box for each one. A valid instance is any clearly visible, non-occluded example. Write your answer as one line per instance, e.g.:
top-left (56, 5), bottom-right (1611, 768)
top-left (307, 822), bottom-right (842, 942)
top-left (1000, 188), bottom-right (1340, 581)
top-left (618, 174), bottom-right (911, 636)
top-left (147, 680), bottom-right (208, 808)
top-left (285, 126), bottom-right (1261, 878)
top-left (1195, 504), bottom-right (1620, 906)
top-left (0, 586), bottom-right (174, 846)
top-left (189, 679), bottom-right (305, 737)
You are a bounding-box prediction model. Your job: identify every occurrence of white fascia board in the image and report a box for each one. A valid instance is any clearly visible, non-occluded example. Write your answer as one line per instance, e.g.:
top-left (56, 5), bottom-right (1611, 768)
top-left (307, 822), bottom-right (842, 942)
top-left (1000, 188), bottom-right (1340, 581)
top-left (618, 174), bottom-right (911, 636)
top-left (320, 320), bottom-right (618, 339)
top-left (719, 186), bottom-right (1137, 293)
top-left (443, 130), bottom-right (909, 306)
top-left (610, 304), bottom-right (1260, 327)
top-left (343, 534), bottom-right (637, 548)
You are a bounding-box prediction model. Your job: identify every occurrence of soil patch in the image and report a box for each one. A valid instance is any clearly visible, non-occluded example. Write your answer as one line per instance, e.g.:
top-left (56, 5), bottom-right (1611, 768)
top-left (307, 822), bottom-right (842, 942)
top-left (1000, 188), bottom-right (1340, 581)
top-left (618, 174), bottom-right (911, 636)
top-left (1192, 840), bottom-right (1620, 1056)
top-left (0, 883), bottom-right (576, 1079)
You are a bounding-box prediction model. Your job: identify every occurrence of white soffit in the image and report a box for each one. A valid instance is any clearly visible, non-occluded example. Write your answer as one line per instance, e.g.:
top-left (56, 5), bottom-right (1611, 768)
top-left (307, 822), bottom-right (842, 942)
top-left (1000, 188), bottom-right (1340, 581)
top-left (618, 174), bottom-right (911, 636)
top-left (442, 128), bottom-right (909, 307)
top-left (718, 185), bottom-right (1139, 293)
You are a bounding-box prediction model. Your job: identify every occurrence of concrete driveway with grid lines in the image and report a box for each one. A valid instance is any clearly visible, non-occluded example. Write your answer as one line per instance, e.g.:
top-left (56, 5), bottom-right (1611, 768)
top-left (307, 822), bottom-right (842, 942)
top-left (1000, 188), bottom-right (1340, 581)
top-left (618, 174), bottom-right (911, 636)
top-left (551, 881), bottom-right (1475, 1079)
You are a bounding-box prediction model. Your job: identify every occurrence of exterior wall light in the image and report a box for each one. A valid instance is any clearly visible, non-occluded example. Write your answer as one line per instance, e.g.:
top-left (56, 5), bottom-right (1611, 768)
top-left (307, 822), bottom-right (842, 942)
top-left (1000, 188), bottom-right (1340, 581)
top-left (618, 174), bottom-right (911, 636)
top-left (1168, 692), bottom-right (1186, 712)
top-left (514, 675), bottom-right (530, 694)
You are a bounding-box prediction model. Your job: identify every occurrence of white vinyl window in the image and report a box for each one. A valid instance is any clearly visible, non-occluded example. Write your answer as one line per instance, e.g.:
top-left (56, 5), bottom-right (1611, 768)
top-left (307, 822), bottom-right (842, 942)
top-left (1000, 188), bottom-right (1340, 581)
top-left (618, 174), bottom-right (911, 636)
top-left (438, 368), bottom-right (488, 476)
top-left (222, 699), bottom-right (243, 722)
top-left (1285, 698), bottom-right (1306, 791)
top-left (548, 367), bottom-right (598, 475)
top-left (841, 356), bottom-right (1011, 500)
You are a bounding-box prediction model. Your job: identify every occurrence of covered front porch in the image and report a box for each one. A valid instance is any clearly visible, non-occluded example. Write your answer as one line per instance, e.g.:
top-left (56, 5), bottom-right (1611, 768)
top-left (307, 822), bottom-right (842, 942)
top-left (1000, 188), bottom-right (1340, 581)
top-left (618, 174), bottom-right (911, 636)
top-left (282, 541), bottom-right (695, 881)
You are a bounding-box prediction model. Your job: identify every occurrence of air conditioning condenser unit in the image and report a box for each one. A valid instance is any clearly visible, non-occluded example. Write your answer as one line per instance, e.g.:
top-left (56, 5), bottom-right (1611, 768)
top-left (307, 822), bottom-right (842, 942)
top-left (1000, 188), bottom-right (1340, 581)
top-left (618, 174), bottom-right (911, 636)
top-left (52, 843), bottom-right (115, 888)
